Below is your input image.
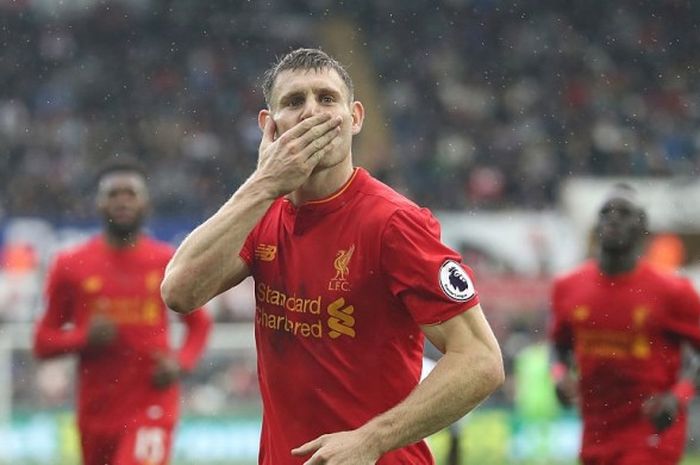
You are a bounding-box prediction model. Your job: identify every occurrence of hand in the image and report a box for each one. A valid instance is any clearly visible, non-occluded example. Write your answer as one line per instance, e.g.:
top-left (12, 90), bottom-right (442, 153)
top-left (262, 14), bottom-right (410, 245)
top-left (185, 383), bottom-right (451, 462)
top-left (554, 373), bottom-right (579, 408)
top-left (151, 352), bottom-right (182, 389)
top-left (291, 429), bottom-right (382, 465)
top-left (256, 113), bottom-right (342, 197)
top-left (86, 315), bottom-right (117, 348)
top-left (642, 392), bottom-right (680, 432)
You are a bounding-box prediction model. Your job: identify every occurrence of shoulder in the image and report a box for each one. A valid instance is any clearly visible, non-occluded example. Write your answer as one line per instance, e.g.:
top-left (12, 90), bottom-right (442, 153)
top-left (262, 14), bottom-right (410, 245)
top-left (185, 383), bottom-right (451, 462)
top-left (55, 236), bottom-right (101, 263)
top-left (48, 236), bottom-right (101, 276)
top-left (553, 260), bottom-right (597, 290)
top-left (256, 197), bottom-right (287, 222)
top-left (356, 172), bottom-right (436, 226)
top-left (358, 172), bottom-right (421, 211)
top-left (141, 235), bottom-right (175, 253)
top-left (641, 262), bottom-right (699, 298)
top-left (139, 235), bottom-right (176, 261)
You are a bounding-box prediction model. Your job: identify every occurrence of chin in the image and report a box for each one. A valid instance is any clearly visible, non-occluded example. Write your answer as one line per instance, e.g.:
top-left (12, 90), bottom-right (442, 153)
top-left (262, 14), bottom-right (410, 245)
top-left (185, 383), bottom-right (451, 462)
top-left (317, 151), bottom-right (349, 171)
top-left (601, 241), bottom-right (632, 253)
top-left (106, 220), bottom-right (142, 237)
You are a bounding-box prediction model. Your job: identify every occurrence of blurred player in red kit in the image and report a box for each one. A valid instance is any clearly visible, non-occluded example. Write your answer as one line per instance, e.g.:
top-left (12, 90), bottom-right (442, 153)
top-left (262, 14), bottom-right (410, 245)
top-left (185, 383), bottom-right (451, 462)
top-left (161, 48), bottom-right (504, 465)
top-left (33, 159), bottom-right (212, 465)
top-left (550, 184), bottom-right (700, 465)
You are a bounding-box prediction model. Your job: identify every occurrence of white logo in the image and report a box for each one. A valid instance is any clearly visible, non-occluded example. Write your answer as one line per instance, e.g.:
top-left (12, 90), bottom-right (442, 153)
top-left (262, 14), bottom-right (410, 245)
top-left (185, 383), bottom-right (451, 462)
top-left (438, 260), bottom-right (475, 302)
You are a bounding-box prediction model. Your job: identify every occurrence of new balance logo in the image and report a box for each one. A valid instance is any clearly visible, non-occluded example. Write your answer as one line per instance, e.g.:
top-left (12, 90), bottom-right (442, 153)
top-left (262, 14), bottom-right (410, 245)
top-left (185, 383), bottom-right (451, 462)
top-left (327, 297), bottom-right (355, 339)
top-left (255, 244), bottom-right (277, 262)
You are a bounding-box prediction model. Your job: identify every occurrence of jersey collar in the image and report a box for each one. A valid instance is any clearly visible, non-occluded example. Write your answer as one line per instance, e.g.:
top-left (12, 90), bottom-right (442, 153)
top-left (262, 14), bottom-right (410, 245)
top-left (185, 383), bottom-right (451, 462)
top-left (284, 167), bottom-right (367, 216)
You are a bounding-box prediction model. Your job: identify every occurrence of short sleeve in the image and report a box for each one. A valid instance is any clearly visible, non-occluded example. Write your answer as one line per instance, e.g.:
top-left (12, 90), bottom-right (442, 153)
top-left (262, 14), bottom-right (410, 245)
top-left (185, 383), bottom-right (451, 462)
top-left (663, 277), bottom-right (700, 349)
top-left (380, 208), bottom-right (479, 326)
top-left (239, 222), bottom-right (260, 269)
top-left (549, 278), bottom-right (573, 349)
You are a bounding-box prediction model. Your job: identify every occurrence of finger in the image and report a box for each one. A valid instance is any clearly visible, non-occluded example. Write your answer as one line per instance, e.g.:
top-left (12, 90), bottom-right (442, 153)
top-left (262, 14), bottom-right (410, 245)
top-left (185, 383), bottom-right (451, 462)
top-left (260, 116), bottom-right (276, 149)
top-left (291, 436), bottom-right (323, 456)
top-left (295, 116), bottom-right (342, 153)
top-left (303, 127), bottom-right (340, 163)
top-left (282, 113), bottom-right (332, 142)
top-left (303, 451), bottom-right (326, 465)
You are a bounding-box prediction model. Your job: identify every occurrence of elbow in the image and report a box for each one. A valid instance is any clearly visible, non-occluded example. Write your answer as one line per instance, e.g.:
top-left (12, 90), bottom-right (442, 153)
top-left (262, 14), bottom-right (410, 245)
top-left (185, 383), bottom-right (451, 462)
top-left (33, 345), bottom-right (48, 359)
top-left (32, 337), bottom-right (52, 360)
top-left (476, 350), bottom-right (506, 397)
top-left (490, 356), bottom-right (506, 392)
top-left (161, 274), bottom-right (198, 314)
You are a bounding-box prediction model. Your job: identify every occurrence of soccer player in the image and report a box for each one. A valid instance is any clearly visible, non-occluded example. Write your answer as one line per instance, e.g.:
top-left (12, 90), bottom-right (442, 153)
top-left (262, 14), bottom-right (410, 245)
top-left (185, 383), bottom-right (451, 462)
top-left (33, 159), bottom-right (212, 465)
top-left (161, 48), bottom-right (504, 465)
top-left (549, 184), bottom-right (700, 465)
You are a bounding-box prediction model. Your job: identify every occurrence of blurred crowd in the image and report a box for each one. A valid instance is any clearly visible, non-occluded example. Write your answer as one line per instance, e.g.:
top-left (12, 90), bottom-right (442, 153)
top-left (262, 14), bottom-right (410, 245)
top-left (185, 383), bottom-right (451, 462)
top-left (3, 0), bottom-right (700, 219)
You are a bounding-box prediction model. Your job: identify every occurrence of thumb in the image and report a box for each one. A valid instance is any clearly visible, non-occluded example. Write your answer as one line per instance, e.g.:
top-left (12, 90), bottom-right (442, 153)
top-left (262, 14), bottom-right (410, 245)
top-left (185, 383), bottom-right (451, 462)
top-left (291, 435), bottom-right (323, 456)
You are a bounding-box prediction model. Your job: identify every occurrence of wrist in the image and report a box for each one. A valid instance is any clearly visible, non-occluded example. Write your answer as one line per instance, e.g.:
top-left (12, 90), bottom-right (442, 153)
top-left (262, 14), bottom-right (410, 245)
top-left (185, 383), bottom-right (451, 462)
top-left (357, 420), bottom-right (391, 458)
top-left (246, 172), bottom-right (282, 201)
top-left (671, 379), bottom-right (696, 408)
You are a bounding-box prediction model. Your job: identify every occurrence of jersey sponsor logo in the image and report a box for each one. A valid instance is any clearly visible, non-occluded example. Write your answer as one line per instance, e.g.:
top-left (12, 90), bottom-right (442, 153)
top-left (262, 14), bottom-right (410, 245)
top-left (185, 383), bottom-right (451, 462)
top-left (257, 283), bottom-right (321, 314)
top-left (89, 296), bottom-right (162, 325)
top-left (574, 305), bottom-right (651, 359)
top-left (82, 275), bottom-right (103, 293)
top-left (255, 244), bottom-right (277, 262)
top-left (438, 260), bottom-right (475, 302)
top-left (329, 245), bottom-right (355, 291)
top-left (327, 297), bottom-right (356, 339)
top-left (145, 270), bottom-right (162, 292)
top-left (257, 309), bottom-right (323, 338)
top-left (573, 305), bottom-right (589, 321)
top-left (255, 284), bottom-right (358, 340)
top-left (575, 328), bottom-right (651, 359)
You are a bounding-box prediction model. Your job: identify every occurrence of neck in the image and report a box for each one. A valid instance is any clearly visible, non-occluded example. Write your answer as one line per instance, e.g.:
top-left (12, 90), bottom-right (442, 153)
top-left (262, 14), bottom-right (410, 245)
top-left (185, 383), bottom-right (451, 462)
top-left (104, 230), bottom-right (140, 249)
top-left (289, 159), bottom-right (354, 206)
top-left (598, 250), bottom-right (639, 276)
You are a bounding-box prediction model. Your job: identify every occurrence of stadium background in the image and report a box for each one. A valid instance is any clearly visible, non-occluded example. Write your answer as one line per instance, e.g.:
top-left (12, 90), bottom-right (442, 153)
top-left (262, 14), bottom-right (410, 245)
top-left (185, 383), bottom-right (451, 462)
top-left (1, 0), bottom-right (700, 463)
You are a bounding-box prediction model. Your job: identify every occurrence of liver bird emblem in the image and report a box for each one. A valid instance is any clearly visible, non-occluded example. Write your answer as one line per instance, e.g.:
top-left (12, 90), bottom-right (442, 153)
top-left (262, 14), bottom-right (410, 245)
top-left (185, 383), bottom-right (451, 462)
top-left (333, 245), bottom-right (355, 281)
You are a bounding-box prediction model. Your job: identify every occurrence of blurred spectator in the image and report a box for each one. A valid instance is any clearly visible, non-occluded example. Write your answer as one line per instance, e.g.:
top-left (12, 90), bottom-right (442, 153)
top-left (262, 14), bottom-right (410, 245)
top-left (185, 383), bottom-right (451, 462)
top-left (3, 0), bottom-right (700, 217)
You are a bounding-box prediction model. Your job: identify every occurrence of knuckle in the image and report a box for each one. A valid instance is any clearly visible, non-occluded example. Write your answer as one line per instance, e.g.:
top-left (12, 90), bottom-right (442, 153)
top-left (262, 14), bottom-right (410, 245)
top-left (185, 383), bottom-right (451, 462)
top-left (279, 132), bottom-right (294, 145)
top-left (312, 139), bottom-right (324, 151)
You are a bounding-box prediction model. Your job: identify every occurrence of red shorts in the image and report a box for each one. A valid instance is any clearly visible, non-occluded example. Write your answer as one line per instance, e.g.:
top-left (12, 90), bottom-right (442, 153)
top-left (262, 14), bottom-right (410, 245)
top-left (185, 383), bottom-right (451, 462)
top-left (80, 424), bottom-right (174, 465)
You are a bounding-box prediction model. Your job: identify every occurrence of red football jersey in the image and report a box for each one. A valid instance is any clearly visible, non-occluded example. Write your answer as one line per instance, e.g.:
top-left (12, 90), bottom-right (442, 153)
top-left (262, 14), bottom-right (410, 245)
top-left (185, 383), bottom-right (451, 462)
top-left (550, 260), bottom-right (700, 461)
top-left (34, 235), bottom-right (212, 432)
top-left (241, 168), bottom-right (480, 465)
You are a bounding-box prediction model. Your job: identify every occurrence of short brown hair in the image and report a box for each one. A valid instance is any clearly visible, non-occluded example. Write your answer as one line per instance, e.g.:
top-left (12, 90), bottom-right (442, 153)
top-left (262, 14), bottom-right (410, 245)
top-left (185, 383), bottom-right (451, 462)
top-left (261, 48), bottom-right (354, 107)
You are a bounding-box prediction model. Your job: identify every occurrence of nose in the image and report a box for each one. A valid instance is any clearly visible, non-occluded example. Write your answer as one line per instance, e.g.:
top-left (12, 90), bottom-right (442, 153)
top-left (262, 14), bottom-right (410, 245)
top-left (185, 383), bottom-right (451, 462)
top-left (300, 98), bottom-right (320, 120)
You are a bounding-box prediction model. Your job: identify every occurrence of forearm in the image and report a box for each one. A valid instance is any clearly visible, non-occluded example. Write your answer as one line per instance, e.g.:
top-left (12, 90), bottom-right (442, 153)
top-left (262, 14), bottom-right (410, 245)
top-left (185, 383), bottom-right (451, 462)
top-left (177, 309), bottom-right (213, 371)
top-left (162, 175), bottom-right (275, 312)
top-left (33, 326), bottom-right (87, 358)
top-left (361, 348), bottom-right (503, 455)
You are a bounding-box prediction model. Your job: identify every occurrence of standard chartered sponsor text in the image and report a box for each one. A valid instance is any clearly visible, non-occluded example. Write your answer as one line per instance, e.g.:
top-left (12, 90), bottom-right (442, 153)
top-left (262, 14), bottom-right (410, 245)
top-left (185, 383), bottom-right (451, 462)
top-left (257, 309), bottom-right (323, 338)
top-left (257, 283), bottom-right (321, 314)
top-left (256, 283), bottom-right (355, 339)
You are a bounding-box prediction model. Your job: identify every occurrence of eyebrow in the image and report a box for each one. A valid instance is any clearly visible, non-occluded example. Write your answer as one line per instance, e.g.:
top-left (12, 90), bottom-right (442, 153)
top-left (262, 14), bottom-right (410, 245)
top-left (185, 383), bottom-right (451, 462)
top-left (277, 86), bottom-right (343, 105)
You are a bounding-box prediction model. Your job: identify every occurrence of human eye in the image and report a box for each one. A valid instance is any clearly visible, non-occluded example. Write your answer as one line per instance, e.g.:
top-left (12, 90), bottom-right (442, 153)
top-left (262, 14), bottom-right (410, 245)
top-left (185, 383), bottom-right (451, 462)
top-left (287, 96), bottom-right (304, 107)
top-left (320, 94), bottom-right (336, 104)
